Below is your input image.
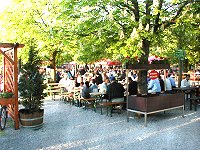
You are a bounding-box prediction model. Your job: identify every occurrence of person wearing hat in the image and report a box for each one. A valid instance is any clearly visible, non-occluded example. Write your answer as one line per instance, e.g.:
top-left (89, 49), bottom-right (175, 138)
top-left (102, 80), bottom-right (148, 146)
top-left (107, 76), bottom-right (125, 102)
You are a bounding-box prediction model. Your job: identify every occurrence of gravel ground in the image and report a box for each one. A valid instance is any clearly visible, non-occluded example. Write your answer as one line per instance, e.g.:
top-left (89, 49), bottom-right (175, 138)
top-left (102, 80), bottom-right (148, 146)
top-left (0, 96), bottom-right (200, 150)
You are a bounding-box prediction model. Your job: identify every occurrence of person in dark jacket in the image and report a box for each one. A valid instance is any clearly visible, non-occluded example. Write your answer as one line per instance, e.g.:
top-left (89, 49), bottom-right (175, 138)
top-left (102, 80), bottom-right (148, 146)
top-left (81, 81), bottom-right (91, 99)
top-left (107, 76), bottom-right (125, 102)
top-left (56, 71), bottom-right (61, 83)
top-left (128, 77), bottom-right (137, 95)
top-left (95, 71), bottom-right (103, 85)
top-left (158, 75), bottom-right (165, 93)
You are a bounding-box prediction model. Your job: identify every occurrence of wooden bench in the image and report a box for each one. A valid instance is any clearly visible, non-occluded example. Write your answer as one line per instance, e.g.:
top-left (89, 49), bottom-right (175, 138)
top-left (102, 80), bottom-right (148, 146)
top-left (99, 101), bottom-right (127, 117)
top-left (189, 96), bottom-right (200, 111)
top-left (46, 83), bottom-right (61, 100)
top-left (80, 98), bottom-right (97, 111)
top-left (59, 91), bottom-right (71, 102)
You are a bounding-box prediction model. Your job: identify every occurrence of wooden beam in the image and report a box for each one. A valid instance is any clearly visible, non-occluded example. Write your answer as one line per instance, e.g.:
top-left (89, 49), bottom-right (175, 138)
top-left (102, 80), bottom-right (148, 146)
top-left (0, 43), bottom-right (24, 49)
top-left (0, 48), bottom-right (14, 64)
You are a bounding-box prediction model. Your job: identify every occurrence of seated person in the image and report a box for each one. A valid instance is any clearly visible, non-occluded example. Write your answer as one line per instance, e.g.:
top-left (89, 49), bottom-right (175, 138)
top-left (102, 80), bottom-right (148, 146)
top-left (81, 81), bottom-right (91, 99)
top-left (128, 77), bottom-right (137, 95)
top-left (107, 76), bottom-right (125, 102)
top-left (89, 78), bottom-right (98, 93)
top-left (99, 77), bottom-right (109, 99)
top-left (181, 74), bottom-right (190, 88)
top-left (180, 75), bottom-right (191, 100)
top-left (59, 74), bottom-right (73, 92)
top-left (148, 77), bottom-right (161, 94)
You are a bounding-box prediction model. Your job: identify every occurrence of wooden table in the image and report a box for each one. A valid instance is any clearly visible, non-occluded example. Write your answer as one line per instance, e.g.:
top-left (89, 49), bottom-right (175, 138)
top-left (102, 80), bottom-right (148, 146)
top-left (174, 86), bottom-right (199, 97)
top-left (88, 92), bottom-right (104, 112)
top-left (174, 86), bottom-right (200, 110)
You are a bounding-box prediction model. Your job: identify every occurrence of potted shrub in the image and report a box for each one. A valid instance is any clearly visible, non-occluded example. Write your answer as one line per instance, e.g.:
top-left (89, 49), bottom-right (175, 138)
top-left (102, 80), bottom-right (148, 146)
top-left (18, 46), bottom-right (45, 128)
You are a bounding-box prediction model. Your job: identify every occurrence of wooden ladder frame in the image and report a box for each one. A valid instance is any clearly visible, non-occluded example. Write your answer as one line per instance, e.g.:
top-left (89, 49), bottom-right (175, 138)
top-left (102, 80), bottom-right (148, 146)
top-left (0, 43), bottom-right (24, 130)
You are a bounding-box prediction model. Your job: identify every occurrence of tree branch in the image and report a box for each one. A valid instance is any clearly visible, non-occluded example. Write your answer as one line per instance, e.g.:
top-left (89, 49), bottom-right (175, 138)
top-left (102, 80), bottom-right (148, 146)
top-left (101, 6), bottom-right (126, 32)
top-left (144, 0), bottom-right (153, 27)
top-left (131, 0), bottom-right (140, 21)
top-left (153, 0), bottom-right (164, 33)
top-left (163, 0), bottom-right (193, 29)
top-left (118, 2), bottom-right (135, 15)
top-left (34, 10), bottom-right (48, 28)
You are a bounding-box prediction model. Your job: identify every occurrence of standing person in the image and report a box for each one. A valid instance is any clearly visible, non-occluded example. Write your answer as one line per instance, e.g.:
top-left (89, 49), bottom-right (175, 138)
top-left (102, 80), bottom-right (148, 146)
top-left (94, 71), bottom-right (103, 85)
top-left (107, 76), bottom-right (125, 102)
top-left (165, 76), bottom-right (172, 93)
top-left (168, 74), bottom-right (176, 88)
top-left (181, 74), bottom-right (190, 87)
top-left (128, 77), bottom-right (137, 95)
top-left (56, 70), bottom-right (61, 83)
top-left (158, 75), bottom-right (165, 93)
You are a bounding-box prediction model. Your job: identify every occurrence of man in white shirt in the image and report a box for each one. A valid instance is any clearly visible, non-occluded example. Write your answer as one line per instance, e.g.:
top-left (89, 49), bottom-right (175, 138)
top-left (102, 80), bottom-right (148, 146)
top-left (181, 74), bottom-right (190, 88)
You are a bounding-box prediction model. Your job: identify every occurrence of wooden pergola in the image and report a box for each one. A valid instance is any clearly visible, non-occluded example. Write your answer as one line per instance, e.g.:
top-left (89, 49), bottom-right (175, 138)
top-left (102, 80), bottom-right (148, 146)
top-left (0, 43), bottom-right (24, 130)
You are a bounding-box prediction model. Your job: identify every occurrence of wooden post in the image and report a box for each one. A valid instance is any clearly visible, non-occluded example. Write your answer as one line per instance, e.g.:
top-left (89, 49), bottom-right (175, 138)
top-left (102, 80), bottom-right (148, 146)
top-left (14, 44), bottom-right (19, 129)
top-left (178, 58), bottom-right (183, 87)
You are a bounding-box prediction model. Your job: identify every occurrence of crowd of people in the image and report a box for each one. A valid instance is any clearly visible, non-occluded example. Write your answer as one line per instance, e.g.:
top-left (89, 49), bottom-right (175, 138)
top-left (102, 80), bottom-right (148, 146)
top-left (41, 65), bottom-right (198, 102)
top-left (55, 67), bottom-right (127, 102)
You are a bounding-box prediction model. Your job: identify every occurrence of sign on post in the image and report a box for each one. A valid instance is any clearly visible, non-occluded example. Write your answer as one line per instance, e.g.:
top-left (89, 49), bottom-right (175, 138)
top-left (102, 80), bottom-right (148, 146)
top-left (175, 49), bottom-right (186, 59)
top-left (149, 70), bottom-right (159, 80)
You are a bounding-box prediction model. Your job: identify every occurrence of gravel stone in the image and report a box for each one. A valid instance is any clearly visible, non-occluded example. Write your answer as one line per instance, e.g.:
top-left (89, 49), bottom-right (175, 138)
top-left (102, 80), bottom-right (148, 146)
top-left (0, 97), bottom-right (200, 150)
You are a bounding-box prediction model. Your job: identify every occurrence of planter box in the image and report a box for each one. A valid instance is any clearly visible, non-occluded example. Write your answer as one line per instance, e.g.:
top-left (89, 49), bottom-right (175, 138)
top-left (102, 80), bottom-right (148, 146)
top-left (19, 109), bottom-right (44, 128)
top-left (127, 93), bottom-right (184, 126)
top-left (126, 64), bottom-right (170, 70)
top-left (0, 97), bottom-right (15, 105)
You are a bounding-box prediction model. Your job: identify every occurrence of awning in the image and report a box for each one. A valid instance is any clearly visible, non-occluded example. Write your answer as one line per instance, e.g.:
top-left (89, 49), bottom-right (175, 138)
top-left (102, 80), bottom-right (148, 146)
top-left (106, 59), bottom-right (122, 66)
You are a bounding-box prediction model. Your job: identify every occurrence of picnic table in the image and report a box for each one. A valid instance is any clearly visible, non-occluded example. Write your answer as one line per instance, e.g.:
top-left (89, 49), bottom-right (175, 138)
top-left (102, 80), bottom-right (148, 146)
top-left (174, 86), bottom-right (200, 110)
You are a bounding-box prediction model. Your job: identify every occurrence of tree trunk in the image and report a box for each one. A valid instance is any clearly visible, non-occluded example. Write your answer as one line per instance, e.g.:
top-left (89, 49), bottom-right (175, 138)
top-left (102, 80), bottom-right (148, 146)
top-left (137, 39), bottom-right (150, 95)
top-left (137, 70), bottom-right (148, 94)
top-left (183, 59), bottom-right (188, 72)
top-left (52, 51), bottom-right (57, 82)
